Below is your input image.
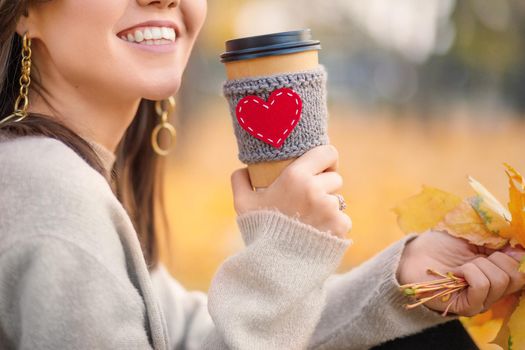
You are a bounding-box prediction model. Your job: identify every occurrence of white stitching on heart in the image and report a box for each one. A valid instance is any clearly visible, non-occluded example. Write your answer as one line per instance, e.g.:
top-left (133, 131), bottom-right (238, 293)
top-left (237, 89), bottom-right (301, 147)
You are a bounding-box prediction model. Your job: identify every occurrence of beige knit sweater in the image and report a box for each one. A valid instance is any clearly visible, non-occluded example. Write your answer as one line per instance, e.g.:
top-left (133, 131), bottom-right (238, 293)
top-left (0, 132), bottom-right (457, 349)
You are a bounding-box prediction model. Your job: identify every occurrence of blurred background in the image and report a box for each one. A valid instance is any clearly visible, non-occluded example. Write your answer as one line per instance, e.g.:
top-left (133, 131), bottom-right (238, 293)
top-left (160, 1), bottom-right (525, 348)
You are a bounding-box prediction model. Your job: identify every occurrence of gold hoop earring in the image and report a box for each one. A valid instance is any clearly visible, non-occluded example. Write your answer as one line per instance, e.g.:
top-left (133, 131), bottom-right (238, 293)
top-left (151, 96), bottom-right (176, 156)
top-left (0, 32), bottom-right (32, 127)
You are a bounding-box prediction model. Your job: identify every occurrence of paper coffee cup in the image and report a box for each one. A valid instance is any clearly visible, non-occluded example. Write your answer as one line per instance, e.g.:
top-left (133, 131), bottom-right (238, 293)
top-left (221, 29), bottom-right (322, 188)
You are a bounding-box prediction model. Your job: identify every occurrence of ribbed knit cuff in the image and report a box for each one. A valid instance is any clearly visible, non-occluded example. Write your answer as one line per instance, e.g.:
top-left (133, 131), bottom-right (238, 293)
top-left (223, 66), bottom-right (329, 164)
top-left (237, 209), bottom-right (352, 268)
top-left (383, 234), bottom-right (461, 323)
top-left (309, 234), bottom-right (460, 349)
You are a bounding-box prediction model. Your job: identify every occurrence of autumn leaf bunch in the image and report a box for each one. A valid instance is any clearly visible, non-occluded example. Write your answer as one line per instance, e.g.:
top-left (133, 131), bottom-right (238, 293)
top-left (394, 164), bottom-right (525, 350)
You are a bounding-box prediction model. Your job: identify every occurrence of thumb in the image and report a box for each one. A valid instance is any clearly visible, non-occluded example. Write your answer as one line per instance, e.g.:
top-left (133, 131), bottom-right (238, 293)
top-left (231, 168), bottom-right (254, 213)
top-left (231, 168), bottom-right (253, 194)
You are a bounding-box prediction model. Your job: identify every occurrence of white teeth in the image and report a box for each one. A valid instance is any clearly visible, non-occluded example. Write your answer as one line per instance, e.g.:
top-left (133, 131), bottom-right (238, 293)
top-left (143, 28), bottom-right (153, 40)
top-left (134, 30), bottom-right (144, 42)
top-left (151, 27), bottom-right (162, 39)
top-left (161, 27), bottom-right (176, 40)
top-left (123, 26), bottom-right (176, 45)
top-left (161, 27), bottom-right (172, 40)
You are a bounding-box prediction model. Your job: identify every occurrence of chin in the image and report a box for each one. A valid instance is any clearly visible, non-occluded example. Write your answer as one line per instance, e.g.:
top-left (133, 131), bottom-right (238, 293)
top-left (139, 76), bottom-right (182, 101)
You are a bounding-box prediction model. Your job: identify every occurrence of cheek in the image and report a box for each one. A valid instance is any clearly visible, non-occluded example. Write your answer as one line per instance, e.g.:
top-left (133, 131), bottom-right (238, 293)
top-left (184, 0), bottom-right (207, 34)
top-left (36, 0), bottom-right (128, 86)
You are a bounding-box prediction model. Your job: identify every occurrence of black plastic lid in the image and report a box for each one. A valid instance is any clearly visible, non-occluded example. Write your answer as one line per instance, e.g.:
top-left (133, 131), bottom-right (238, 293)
top-left (220, 29), bottom-right (321, 63)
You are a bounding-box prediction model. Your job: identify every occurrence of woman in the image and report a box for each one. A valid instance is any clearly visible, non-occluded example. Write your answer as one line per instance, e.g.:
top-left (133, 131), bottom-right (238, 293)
top-left (0, 1), bottom-right (523, 349)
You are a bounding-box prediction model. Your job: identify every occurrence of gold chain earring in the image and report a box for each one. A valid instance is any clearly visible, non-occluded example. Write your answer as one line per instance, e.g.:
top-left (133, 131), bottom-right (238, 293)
top-left (151, 96), bottom-right (176, 156)
top-left (0, 32), bottom-right (32, 127)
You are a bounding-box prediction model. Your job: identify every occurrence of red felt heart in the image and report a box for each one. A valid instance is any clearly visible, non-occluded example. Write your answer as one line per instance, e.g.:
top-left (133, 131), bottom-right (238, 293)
top-left (235, 88), bottom-right (302, 148)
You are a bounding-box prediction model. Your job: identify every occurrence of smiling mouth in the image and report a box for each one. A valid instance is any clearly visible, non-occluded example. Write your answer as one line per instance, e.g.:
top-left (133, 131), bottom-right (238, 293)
top-left (118, 26), bottom-right (176, 45)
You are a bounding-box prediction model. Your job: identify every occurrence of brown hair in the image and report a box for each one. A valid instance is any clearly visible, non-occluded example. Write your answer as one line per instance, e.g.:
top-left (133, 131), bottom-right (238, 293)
top-left (0, 1), bottom-right (170, 268)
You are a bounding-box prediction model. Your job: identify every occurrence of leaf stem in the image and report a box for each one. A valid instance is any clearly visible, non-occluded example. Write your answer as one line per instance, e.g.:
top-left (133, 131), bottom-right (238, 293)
top-left (400, 269), bottom-right (468, 316)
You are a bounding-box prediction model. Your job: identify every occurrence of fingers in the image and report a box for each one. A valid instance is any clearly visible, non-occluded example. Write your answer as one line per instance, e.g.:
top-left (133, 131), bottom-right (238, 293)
top-left (487, 251), bottom-right (525, 295)
top-left (290, 145), bottom-right (339, 175)
top-left (336, 212), bottom-right (353, 237)
top-left (327, 211), bottom-right (353, 238)
top-left (458, 253), bottom-right (525, 316)
top-left (231, 168), bottom-right (254, 214)
top-left (315, 171), bottom-right (343, 194)
top-left (457, 262), bottom-right (490, 316)
top-left (313, 195), bottom-right (352, 238)
top-left (469, 257), bottom-right (510, 309)
top-left (502, 245), bottom-right (525, 263)
top-left (322, 193), bottom-right (344, 213)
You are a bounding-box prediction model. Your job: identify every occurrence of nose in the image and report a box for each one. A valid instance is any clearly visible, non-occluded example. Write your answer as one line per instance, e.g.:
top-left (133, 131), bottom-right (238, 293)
top-left (137, 0), bottom-right (180, 9)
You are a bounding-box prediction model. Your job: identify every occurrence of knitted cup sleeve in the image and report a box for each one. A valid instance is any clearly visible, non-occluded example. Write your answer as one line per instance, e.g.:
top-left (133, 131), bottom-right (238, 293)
top-left (222, 65), bottom-right (329, 164)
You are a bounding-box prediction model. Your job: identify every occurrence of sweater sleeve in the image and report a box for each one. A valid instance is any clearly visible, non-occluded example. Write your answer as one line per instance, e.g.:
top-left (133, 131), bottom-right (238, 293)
top-left (0, 236), bottom-right (154, 350)
top-left (151, 210), bottom-right (350, 349)
top-left (307, 234), bottom-right (460, 349)
top-left (154, 211), bottom-right (457, 350)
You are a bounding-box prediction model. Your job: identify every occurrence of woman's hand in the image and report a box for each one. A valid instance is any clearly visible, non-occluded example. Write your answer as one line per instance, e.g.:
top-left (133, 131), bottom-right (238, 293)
top-left (230, 145), bottom-right (352, 239)
top-left (398, 230), bottom-right (525, 316)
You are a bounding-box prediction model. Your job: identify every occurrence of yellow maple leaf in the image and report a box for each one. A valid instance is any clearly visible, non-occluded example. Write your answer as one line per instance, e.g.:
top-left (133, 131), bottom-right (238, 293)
top-left (463, 294), bottom-right (520, 349)
top-left (463, 318), bottom-right (503, 349)
top-left (504, 164), bottom-right (525, 248)
top-left (490, 293), bottom-right (521, 350)
top-left (506, 292), bottom-right (525, 350)
top-left (393, 186), bottom-right (462, 234)
top-left (435, 200), bottom-right (509, 249)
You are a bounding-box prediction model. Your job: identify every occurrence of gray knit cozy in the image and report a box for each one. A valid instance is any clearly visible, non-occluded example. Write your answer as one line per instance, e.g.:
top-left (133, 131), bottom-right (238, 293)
top-left (222, 65), bottom-right (329, 164)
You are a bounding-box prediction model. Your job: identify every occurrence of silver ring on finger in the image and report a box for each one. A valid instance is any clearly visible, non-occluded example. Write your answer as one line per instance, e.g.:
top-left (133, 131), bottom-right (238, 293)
top-left (335, 194), bottom-right (347, 211)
